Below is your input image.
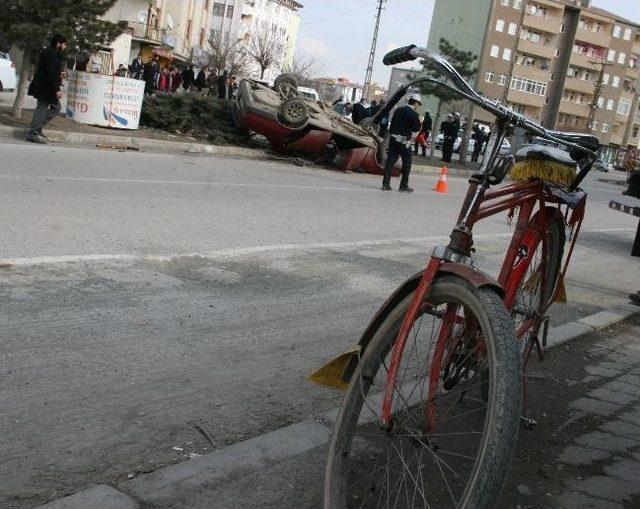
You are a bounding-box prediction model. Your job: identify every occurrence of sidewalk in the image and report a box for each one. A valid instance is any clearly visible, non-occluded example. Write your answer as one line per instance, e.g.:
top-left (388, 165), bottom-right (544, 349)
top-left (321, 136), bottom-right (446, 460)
top-left (37, 307), bottom-right (640, 509)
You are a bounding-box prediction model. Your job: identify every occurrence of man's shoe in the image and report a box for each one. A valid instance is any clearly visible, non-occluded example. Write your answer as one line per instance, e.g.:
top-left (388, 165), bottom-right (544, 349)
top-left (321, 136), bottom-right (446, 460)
top-left (398, 186), bottom-right (414, 193)
top-left (26, 135), bottom-right (48, 144)
top-left (629, 291), bottom-right (640, 306)
top-left (381, 184), bottom-right (392, 191)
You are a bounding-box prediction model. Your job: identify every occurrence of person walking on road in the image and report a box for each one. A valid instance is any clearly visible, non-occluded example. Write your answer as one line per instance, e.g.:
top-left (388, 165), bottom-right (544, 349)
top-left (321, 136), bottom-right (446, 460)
top-left (381, 94), bottom-right (422, 193)
top-left (440, 113), bottom-right (459, 163)
top-left (352, 98), bottom-right (368, 124)
top-left (27, 34), bottom-right (67, 144)
top-left (414, 110), bottom-right (432, 157)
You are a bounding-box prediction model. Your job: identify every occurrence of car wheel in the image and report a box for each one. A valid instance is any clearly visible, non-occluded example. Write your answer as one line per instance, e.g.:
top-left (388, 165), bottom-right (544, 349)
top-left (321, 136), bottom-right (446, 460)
top-left (277, 97), bottom-right (308, 129)
top-left (273, 74), bottom-right (298, 100)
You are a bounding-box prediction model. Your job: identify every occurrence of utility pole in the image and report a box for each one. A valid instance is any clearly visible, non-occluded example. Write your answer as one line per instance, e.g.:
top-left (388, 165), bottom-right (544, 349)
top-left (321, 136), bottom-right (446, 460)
top-left (363, 0), bottom-right (387, 101)
top-left (587, 60), bottom-right (611, 129)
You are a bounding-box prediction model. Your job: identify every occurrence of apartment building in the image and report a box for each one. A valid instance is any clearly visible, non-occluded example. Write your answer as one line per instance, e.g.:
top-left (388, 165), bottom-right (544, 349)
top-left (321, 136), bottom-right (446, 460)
top-left (425, 0), bottom-right (640, 160)
top-left (102, 0), bottom-right (214, 68)
top-left (208, 0), bottom-right (303, 82)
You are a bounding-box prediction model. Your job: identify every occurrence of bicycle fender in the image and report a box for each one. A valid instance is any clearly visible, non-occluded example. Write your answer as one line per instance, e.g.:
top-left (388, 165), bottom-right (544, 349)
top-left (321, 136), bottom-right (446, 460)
top-left (437, 262), bottom-right (504, 297)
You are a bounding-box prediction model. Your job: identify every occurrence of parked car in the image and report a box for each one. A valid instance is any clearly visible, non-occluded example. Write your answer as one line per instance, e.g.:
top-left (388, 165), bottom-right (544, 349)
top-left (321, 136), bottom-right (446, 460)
top-left (435, 133), bottom-right (511, 155)
top-left (594, 159), bottom-right (613, 172)
top-left (297, 86), bottom-right (320, 101)
top-left (0, 52), bottom-right (17, 92)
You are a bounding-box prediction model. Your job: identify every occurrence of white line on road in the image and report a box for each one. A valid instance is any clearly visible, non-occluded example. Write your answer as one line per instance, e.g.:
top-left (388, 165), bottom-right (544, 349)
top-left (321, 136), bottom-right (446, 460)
top-left (1, 228), bottom-right (634, 267)
top-left (0, 174), bottom-right (464, 196)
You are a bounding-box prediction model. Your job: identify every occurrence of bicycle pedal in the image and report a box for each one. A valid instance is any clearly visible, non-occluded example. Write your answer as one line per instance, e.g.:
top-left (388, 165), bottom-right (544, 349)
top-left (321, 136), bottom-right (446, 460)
top-left (520, 415), bottom-right (538, 429)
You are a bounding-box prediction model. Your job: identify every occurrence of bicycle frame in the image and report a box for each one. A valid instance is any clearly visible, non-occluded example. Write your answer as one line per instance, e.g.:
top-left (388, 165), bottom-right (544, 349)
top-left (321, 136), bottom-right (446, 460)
top-left (380, 45), bottom-right (595, 427)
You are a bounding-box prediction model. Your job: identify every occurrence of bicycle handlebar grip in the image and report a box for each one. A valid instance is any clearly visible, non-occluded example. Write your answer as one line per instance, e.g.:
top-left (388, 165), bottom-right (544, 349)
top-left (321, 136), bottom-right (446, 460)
top-left (383, 45), bottom-right (417, 66)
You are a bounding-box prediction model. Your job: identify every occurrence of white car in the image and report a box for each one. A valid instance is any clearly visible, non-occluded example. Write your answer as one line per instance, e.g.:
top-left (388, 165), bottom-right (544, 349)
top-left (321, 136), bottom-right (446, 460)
top-left (0, 52), bottom-right (17, 92)
top-left (297, 86), bottom-right (320, 101)
top-left (435, 133), bottom-right (511, 155)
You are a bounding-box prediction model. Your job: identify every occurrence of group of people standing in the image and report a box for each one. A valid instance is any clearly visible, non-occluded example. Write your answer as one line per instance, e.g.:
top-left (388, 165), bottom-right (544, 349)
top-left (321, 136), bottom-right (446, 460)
top-left (122, 54), bottom-right (238, 99)
top-left (332, 97), bottom-right (390, 135)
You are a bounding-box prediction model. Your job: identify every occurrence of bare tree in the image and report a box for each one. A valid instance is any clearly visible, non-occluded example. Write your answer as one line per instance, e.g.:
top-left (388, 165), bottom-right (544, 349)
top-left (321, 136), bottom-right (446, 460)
top-left (279, 52), bottom-right (323, 83)
top-left (205, 32), bottom-right (249, 76)
top-left (246, 22), bottom-right (285, 79)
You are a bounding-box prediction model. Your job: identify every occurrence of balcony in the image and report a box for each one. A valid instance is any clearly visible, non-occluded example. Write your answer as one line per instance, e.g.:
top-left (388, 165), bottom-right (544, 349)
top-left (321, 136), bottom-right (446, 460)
top-left (128, 22), bottom-right (163, 45)
top-left (507, 89), bottom-right (545, 108)
top-left (564, 76), bottom-right (595, 94)
top-left (517, 38), bottom-right (556, 60)
top-left (514, 63), bottom-right (551, 82)
top-left (569, 52), bottom-right (603, 71)
top-left (559, 100), bottom-right (590, 117)
top-left (627, 66), bottom-right (640, 80)
top-left (523, 13), bottom-right (562, 34)
top-left (609, 133), bottom-right (623, 145)
top-left (574, 27), bottom-right (611, 48)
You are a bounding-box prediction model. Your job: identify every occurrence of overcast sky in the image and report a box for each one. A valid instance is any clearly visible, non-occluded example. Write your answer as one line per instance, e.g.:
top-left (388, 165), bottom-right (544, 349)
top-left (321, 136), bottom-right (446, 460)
top-left (296, 0), bottom-right (640, 89)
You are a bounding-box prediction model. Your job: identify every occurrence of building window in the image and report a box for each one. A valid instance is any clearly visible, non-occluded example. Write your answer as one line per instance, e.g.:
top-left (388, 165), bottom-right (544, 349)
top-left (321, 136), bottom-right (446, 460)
top-left (227, 5), bottom-right (234, 18)
top-left (485, 71), bottom-right (495, 82)
top-left (633, 126), bottom-right (639, 138)
top-left (607, 49), bottom-right (616, 61)
top-left (498, 74), bottom-right (507, 85)
top-left (613, 25), bottom-right (621, 38)
top-left (509, 76), bottom-right (547, 96)
top-left (618, 52), bottom-right (626, 64)
top-left (602, 123), bottom-right (609, 133)
top-left (560, 23), bottom-right (565, 32)
top-left (606, 99), bottom-right (614, 110)
top-left (597, 97), bottom-right (604, 108)
top-left (508, 22), bottom-right (517, 35)
top-left (612, 75), bottom-right (620, 88)
top-left (490, 45), bottom-right (500, 57)
top-left (513, 0), bottom-right (523, 8)
top-left (212, 2), bottom-right (224, 16)
top-left (623, 28), bottom-right (632, 40)
top-left (503, 48), bottom-right (512, 61)
top-left (618, 98), bottom-right (632, 116)
top-left (603, 73), bottom-right (610, 85)
top-left (496, 19), bottom-right (505, 32)
top-left (501, 0), bottom-right (509, 5)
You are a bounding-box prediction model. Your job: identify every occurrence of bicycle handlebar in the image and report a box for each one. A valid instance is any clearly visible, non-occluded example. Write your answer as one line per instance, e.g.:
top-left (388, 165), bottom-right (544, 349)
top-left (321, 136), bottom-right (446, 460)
top-left (382, 45), bottom-right (600, 161)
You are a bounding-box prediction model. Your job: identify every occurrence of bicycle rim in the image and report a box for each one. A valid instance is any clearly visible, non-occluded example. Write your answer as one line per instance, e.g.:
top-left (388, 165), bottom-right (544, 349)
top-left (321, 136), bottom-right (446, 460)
top-left (325, 276), bottom-right (521, 509)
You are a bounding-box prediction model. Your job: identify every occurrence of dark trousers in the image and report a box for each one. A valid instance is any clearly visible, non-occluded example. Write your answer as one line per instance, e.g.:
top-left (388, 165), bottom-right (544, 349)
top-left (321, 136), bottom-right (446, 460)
top-left (471, 142), bottom-right (483, 162)
top-left (383, 138), bottom-right (412, 188)
top-left (442, 137), bottom-right (455, 163)
top-left (29, 99), bottom-right (60, 138)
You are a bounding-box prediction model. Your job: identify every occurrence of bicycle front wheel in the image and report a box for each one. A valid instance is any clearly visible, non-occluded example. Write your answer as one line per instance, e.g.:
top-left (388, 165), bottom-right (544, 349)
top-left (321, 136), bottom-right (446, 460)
top-left (324, 275), bottom-right (522, 509)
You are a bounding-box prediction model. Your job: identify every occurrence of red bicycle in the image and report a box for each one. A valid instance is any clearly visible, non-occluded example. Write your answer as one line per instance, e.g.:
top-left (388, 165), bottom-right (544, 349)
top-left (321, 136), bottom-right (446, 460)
top-left (316, 45), bottom-right (599, 508)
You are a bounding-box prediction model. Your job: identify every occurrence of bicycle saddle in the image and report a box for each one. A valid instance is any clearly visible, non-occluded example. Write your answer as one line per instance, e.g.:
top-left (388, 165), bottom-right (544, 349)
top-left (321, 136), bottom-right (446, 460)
top-left (515, 144), bottom-right (574, 166)
top-left (545, 130), bottom-right (600, 153)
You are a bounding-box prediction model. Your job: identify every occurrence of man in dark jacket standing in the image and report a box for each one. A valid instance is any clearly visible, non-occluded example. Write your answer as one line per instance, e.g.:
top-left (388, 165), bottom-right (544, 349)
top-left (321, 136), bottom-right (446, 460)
top-left (352, 98), bottom-right (367, 124)
top-left (182, 65), bottom-right (195, 92)
top-left (440, 113), bottom-right (459, 163)
top-left (382, 94), bottom-right (421, 192)
top-left (27, 35), bottom-right (67, 144)
top-left (471, 122), bottom-right (485, 162)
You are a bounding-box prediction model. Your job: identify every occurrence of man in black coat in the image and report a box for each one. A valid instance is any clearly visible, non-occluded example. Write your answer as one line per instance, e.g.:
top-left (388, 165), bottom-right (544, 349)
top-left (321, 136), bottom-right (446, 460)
top-left (440, 113), bottom-right (459, 163)
top-left (217, 70), bottom-right (229, 99)
top-left (182, 65), bottom-right (195, 92)
top-left (382, 94), bottom-right (422, 192)
top-left (27, 35), bottom-right (67, 144)
top-left (351, 98), bottom-right (367, 124)
top-left (471, 122), bottom-right (485, 162)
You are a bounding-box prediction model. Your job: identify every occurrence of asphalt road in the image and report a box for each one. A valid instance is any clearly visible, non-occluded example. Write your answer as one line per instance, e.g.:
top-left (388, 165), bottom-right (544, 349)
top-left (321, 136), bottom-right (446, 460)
top-left (0, 141), bottom-right (637, 507)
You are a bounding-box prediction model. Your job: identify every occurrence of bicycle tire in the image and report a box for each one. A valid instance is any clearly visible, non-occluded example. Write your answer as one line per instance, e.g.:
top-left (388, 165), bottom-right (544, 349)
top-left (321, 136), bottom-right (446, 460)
top-left (324, 275), bottom-right (521, 509)
top-left (512, 209), bottom-right (565, 355)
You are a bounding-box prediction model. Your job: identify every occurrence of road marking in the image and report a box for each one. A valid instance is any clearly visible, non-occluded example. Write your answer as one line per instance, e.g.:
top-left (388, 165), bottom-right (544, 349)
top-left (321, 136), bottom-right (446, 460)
top-left (0, 174), bottom-right (465, 197)
top-left (1, 228), bottom-right (635, 267)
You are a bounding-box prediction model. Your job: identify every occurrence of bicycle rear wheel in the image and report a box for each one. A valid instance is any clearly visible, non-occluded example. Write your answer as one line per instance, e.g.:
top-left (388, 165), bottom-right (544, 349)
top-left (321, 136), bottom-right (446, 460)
top-left (511, 211), bottom-right (565, 357)
top-left (324, 275), bottom-right (521, 509)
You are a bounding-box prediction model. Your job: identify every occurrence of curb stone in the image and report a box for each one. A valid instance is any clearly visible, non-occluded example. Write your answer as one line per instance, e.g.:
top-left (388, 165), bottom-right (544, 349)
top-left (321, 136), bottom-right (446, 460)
top-left (0, 124), bottom-right (267, 159)
top-left (0, 124), bottom-right (474, 177)
top-left (35, 303), bottom-right (640, 508)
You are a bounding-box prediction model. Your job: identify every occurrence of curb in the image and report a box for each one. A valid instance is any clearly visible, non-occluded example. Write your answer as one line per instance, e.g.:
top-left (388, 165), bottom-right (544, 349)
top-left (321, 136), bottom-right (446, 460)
top-left (0, 124), bottom-right (268, 159)
top-left (413, 164), bottom-right (473, 178)
top-left (34, 302), bottom-right (640, 509)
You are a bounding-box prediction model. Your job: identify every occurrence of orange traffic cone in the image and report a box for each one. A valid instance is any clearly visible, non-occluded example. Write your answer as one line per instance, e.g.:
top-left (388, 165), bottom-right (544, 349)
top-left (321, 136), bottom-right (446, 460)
top-left (434, 166), bottom-right (449, 193)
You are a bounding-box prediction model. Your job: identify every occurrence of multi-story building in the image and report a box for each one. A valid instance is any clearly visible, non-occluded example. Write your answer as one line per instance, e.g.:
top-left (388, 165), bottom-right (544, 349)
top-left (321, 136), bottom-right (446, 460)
top-left (102, 0), bottom-right (214, 69)
top-left (208, 0), bottom-right (303, 82)
top-left (425, 0), bottom-right (640, 161)
top-left (303, 77), bottom-right (364, 104)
